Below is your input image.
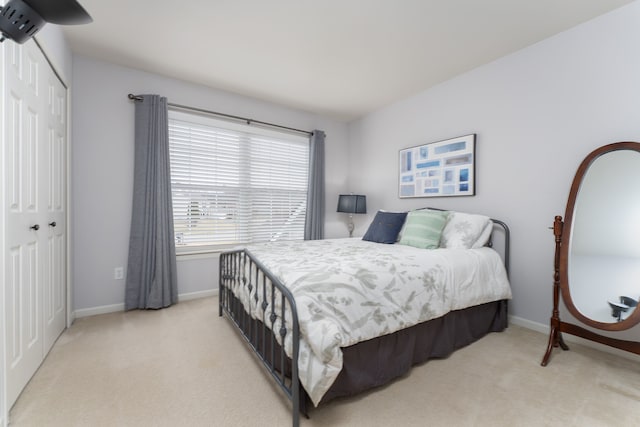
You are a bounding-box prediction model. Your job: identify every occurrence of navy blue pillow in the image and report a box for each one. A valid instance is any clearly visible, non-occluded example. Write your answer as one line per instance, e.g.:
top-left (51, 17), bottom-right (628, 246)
top-left (362, 211), bottom-right (408, 244)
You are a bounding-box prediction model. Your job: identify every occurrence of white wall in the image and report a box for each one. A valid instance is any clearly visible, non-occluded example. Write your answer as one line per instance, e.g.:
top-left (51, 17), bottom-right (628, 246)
top-left (71, 56), bottom-right (349, 313)
top-left (348, 1), bottom-right (640, 338)
top-left (34, 26), bottom-right (73, 84)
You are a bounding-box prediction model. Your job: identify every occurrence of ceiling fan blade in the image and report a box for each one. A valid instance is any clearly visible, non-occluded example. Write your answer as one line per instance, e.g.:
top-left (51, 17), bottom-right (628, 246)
top-left (25, 0), bottom-right (92, 25)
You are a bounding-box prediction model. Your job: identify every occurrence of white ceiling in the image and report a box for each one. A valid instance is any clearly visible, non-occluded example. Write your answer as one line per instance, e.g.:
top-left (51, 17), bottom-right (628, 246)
top-left (61, 0), bottom-right (634, 121)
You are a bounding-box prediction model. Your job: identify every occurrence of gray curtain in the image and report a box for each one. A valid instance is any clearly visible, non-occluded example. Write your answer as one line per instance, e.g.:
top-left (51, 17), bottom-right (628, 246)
top-left (125, 94), bottom-right (178, 310)
top-left (304, 130), bottom-right (325, 240)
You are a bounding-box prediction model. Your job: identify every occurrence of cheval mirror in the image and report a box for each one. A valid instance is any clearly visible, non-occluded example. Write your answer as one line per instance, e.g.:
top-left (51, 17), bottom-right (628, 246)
top-left (542, 141), bottom-right (640, 366)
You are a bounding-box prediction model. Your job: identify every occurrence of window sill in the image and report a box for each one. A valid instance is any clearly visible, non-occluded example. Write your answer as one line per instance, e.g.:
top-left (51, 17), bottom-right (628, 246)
top-left (176, 248), bottom-right (224, 260)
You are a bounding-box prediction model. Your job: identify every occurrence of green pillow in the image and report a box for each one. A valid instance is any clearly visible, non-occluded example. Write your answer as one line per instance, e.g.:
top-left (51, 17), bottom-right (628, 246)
top-left (399, 210), bottom-right (449, 249)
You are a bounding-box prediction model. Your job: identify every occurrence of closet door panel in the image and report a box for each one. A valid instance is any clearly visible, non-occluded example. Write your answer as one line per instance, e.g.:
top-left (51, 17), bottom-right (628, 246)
top-left (2, 39), bottom-right (65, 409)
top-left (43, 74), bottom-right (66, 352)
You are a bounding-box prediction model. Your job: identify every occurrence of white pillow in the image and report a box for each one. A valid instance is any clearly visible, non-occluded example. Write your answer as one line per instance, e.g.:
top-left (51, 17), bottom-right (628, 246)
top-left (471, 221), bottom-right (493, 248)
top-left (440, 211), bottom-right (491, 249)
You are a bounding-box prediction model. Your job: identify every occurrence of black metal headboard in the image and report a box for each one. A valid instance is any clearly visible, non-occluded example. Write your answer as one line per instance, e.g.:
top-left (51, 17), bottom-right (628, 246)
top-left (488, 218), bottom-right (510, 278)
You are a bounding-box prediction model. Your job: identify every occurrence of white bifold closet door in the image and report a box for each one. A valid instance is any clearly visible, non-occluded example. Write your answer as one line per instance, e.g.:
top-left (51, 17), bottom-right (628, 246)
top-left (3, 38), bottom-right (67, 410)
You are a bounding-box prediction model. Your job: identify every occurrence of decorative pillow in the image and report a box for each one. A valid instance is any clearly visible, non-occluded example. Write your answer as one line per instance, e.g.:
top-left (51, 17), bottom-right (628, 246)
top-left (395, 208), bottom-right (436, 242)
top-left (398, 209), bottom-right (449, 249)
top-left (440, 211), bottom-right (491, 249)
top-left (471, 221), bottom-right (493, 248)
top-left (362, 211), bottom-right (408, 244)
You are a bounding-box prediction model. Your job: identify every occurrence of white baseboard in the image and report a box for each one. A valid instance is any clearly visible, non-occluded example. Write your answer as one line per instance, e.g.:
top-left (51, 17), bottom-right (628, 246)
top-left (509, 315), bottom-right (548, 334)
top-left (509, 314), bottom-right (640, 362)
top-left (178, 289), bottom-right (217, 301)
top-left (73, 289), bottom-right (218, 319)
top-left (74, 302), bottom-right (125, 318)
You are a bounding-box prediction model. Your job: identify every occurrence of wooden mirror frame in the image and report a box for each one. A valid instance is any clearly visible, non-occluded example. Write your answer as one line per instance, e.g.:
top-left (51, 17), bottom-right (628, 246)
top-left (541, 142), bottom-right (640, 366)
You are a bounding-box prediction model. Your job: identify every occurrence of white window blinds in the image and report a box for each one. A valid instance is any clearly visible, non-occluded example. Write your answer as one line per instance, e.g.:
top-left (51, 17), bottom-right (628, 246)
top-left (168, 110), bottom-right (309, 250)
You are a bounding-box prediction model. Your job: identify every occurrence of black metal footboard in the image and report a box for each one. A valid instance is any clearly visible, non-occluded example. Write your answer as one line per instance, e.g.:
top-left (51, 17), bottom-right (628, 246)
top-left (218, 249), bottom-right (302, 427)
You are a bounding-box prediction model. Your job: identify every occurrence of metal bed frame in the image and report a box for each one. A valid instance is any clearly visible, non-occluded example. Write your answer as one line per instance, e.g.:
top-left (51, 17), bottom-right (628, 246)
top-left (218, 218), bottom-right (510, 427)
top-left (219, 249), bottom-right (302, 425)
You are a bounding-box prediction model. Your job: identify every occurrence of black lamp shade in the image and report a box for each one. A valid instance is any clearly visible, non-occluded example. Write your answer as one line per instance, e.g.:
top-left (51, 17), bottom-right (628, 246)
top-left (337, 194), bottom-right (366, 214)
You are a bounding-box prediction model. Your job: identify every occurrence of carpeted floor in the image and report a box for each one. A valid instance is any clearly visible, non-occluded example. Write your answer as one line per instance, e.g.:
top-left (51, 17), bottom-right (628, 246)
top-left (9, 297), bottom-right (640, 426)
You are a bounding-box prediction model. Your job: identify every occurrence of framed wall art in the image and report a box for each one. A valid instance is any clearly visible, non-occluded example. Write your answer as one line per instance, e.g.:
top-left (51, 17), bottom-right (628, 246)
top-left (399, 134), bottom-right (476, 198)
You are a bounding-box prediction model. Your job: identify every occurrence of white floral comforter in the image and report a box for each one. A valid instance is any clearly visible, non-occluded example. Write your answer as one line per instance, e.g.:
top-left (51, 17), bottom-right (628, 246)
top-left (230, 238), bottom-right (511, 406)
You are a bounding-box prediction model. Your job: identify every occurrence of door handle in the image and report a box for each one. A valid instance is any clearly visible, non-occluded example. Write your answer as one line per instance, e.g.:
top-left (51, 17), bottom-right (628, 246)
top-left (48, 221), bottom-right (57, 227)
top-left (30, 224), bottom-right (40, 231)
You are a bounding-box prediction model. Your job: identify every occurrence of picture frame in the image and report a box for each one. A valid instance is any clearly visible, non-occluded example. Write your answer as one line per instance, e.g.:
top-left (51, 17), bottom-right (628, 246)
top-left (399, 134), bottom-right (476, 198)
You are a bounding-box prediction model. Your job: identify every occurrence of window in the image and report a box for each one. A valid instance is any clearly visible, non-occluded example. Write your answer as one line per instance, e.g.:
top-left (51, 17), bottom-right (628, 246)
top-left (168, 110), bottom-right (309, 251)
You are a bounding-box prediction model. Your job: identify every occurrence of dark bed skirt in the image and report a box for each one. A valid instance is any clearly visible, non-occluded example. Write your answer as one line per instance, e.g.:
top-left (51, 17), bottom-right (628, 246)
top-left (224, 294), bottom-right (507, 408)
top-left (320, 299), bottom-right (508, 404)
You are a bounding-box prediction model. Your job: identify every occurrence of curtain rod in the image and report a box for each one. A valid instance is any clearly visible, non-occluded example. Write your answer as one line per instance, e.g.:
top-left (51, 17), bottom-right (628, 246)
top-left (127, 94), bottom-right (313, 136)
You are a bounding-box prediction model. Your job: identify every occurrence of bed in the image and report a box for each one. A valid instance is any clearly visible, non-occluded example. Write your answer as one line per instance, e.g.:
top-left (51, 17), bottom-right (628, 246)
top-left (218, 209), bottom-right (511, 426)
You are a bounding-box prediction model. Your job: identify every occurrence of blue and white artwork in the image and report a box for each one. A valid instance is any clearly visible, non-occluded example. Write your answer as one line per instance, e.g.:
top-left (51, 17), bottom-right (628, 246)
top-left (444, 169), bottom-right (454, 183)
top-left (416, 160), bottom-right (440, 169)
top-left (399, 134), bottom-right (475, 198)
top-left (401, 151), bottom-right (412, 173)
top-left (400, 185), bottom-right (415, 197)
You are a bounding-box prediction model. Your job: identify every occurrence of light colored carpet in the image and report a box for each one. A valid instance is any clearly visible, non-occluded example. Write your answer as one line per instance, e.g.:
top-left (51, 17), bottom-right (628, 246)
top-left (9, 296), bottom-right (640, 426)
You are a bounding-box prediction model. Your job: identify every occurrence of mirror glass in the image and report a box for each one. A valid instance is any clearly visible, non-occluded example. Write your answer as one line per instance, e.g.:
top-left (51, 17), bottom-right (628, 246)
top-left (568, 149), bottom-right (640, 323)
